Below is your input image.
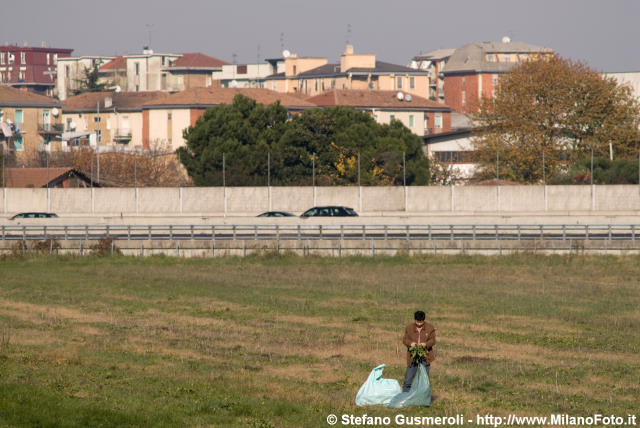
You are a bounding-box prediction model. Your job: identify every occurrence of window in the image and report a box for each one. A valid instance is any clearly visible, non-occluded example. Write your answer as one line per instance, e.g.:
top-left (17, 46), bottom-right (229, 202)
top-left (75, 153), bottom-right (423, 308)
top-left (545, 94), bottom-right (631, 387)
top-left (53, 54), bottom-right (58, 64)
top-left (462, 76), bottom-right (466, 87)
top-left (424, 118), bottom-right (428, 130)
top-left (272, 81), bottom-right (276, 90)
top-left (409, 115), bottom-right (414, 127)
top-left (65, 65), bottom-right (70, 76)
top-left (14, 136), bottom-right (23, 151)
top-left (435, 114), bottom-right (443, 129)
top-left (15, 110), bottom-right (23, 123)
top-left (8, 52), bottom-right (14, 64)
top-left (18, 71), bottom-right (25, 81)
top-left (397, 76), bottom-right (402, 89)
top-left (97, 129), bottom-right (101, 143)
top-left (434, 151), bottom-right (475, 163)
top-left (168, 113), bottom-right (172, 120)
top-left (0, 53), bottom-right (4, 64)
top-left (505, 54), bottom-right (511, 63)
top-left (21, 52), bottom-right (26, 64)
top-left (293, 65), bottom-right (297, 75)
top-left (410, 76), bottom-right (415, 89)
top-left (492, 74), bottom-right (498, 86)
top-left (390, 114), bottom-right (395, 122)
top-left (161, 73), bottom-right (167, 90)
top-left (135, 63), bottom-right (140, 75)
top-left (461, 91), bottom-right (466, 105)
top-left (314, 80), bottom-right (318, 92)
top-left (94, 116), bottom-right (101, 123)
top-left (135, 84), bottom-right (139, 92)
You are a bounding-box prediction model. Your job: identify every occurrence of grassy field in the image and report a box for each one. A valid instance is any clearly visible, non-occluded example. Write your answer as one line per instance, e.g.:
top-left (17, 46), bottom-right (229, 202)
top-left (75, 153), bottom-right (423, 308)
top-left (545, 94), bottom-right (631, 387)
top-left (0, 253), bottom-right (639, 427)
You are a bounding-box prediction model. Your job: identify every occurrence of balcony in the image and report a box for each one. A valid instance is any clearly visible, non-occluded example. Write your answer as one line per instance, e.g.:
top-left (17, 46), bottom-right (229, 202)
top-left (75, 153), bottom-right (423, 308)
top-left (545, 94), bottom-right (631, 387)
top-left (38, 123), bottom-right (65, 135)
top-left (113, 128), bottom-right (132, 144)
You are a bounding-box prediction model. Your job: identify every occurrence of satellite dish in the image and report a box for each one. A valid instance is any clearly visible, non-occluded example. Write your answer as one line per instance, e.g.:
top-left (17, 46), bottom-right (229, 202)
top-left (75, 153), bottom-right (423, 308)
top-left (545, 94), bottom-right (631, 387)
top-left (114, 85), bottom-right (121, 93)
top-left (368, 82), bottom-right (373, 89)
top-left (405, 94), bottom-right (412, 102)
top-left (70, 121), bottom-right (76, 130)
top-left (51, 108), bottom-right (59, 117)
top-left (502, 36), bottom-right (511, 43)
top-left (410, 60), bottom-right (418, 69)
top-left (282, 50), bottom-right (291, 58)
top-left (396, 91), bottom-right (404, 101)
top-left (230, 80), bottom-right (239, 88)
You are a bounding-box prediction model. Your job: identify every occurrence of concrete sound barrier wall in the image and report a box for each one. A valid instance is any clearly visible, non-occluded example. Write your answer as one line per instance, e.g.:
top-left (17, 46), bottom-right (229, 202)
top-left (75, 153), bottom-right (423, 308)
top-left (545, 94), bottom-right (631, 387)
top-left (2, 185), bottom-right (640, 216)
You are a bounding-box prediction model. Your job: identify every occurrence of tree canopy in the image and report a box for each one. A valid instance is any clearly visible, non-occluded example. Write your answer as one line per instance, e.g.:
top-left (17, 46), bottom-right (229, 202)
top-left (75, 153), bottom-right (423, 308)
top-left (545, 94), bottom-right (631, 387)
top-left (473, 55), bottom-right (640, 183)
top-left (177, 95), bottom-right (429, 186)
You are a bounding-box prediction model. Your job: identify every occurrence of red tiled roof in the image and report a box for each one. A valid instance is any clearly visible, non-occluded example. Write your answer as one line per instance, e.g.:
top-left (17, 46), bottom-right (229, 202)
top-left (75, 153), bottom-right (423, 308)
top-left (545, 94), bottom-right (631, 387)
top-left (5, 168), bottom-right (73, 188)
top-left (171, 53), bottom-right (229, 68)
top-left (143, 88), bottom-right (316, 109)
top-left (307, 90), bottom-right (451, 110)
top-left (0, 86), bottom-right (60, 106)
top-left (63, 91), bottom-right (166, 111)
top-left (100, 56), bottom-right (126, 71)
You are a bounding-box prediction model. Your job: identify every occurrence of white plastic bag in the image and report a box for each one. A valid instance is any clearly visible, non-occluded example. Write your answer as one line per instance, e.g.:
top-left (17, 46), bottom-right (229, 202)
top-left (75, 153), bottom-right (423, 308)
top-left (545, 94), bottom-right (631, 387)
top-left (355, 364), bottom-right (402, 406)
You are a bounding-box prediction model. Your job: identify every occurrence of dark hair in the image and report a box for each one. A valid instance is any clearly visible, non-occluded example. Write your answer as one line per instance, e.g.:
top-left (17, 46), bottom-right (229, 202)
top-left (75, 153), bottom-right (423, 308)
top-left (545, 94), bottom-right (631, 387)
top-left (414, 311), bottom-right (426, 321)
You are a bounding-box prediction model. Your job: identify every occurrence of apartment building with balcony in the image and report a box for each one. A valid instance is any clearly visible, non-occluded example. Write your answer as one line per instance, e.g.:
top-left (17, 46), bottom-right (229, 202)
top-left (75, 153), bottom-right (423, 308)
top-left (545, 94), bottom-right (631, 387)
top-left (0, 44), bottom-right (73, 96)
top-left (61, 91), bottom-right (166, 150)
top-left (162, 53), bottom-right (228, 91)
top-left (95, 50), bottom-right (229, 93)
top-left (0, 85), bottom-right (63, 161)
top-left (409, 49), bottom-right (455, 103)
top-left (264, 45), bottom-right (430, 98)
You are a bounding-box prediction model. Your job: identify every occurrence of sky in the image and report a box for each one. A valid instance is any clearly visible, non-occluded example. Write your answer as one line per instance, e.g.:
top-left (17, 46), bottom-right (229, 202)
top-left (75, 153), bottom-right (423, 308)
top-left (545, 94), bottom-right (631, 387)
top-left (3, 0), bottom-right (640, 72)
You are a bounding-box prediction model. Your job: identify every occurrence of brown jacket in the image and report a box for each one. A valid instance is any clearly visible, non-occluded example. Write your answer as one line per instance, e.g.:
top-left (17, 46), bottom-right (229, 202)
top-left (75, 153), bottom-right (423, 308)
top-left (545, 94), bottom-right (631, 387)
top-left (402, 322), bottom-right (436, 366)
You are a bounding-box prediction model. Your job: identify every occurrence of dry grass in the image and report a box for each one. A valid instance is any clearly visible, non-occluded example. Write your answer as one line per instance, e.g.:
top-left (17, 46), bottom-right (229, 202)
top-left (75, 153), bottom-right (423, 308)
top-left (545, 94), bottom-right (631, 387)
top-left (0, 254), bottom-right (638, 427)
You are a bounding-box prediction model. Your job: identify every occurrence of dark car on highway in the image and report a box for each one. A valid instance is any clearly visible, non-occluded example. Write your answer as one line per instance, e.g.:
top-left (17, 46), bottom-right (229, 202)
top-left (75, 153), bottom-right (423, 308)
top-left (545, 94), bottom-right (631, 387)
top-left (9, 212), bottom-right (59, 220)
top-left (300, 206), bottom-right (358, 217)
top-left (257, 211), bottom-right (296, 217)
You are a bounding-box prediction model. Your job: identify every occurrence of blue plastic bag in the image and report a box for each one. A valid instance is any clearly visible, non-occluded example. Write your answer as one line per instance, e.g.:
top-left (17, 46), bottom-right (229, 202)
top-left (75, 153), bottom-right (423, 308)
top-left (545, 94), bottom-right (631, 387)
top-left (387, 364), bottom-right (431, 408)
top-left (355, 364), bottom-right (402, 406)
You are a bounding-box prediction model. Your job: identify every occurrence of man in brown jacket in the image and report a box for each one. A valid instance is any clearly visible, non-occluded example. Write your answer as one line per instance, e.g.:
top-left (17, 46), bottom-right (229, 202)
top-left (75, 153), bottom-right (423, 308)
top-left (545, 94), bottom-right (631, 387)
top-left (402, 310), bottom-right (436, 392)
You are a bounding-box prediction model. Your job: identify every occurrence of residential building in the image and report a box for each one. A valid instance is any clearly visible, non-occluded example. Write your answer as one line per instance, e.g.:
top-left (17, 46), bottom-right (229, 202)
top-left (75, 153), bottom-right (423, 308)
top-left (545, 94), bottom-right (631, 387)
top-left (97, 48), bottom-right (181, 93)
top-left (141, 87), bottom-right (316, 149)
top-left (0, 44), bottom-right (73, 96)
top-left (307, 89), bottom-right (452, 137)
top-left (97, 50), bottom-right (229, 93)
top-left (216, 63), bottom-right (280, 88)
top-left (56, 56), bottom-right (115, 100)
top-left (98, 56), bottom-right (127, 92)
top-left (0, 85), bottom-right (63, 162)
top-left (442, 38), bottom-right (553, 113)
top-left (62, 91), bottom-right (166, 150)
top-left (422, 112), bottom-right (476, 179)
top-left (265, 45), bottom-right (430, 98)
top-left (409, 49), bottom-right (455, 103)
top-left (163, 53), bottom-right (229, 91)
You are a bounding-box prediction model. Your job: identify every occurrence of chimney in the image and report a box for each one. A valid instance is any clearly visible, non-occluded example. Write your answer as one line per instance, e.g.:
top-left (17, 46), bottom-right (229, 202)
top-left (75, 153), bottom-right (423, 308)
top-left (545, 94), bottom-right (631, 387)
top-left (344, 45), bottom-right (354, 55)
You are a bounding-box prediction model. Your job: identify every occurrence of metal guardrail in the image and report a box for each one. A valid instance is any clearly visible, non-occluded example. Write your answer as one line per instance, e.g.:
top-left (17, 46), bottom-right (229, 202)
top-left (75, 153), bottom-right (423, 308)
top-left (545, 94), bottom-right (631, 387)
top-left (0, 224), bottom-right (638, 242)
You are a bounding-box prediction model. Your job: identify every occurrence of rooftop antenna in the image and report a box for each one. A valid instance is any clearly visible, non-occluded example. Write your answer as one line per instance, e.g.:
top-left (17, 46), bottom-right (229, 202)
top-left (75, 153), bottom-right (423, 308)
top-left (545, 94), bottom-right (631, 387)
top-left (232, 52), bottom-right (237, 64)
top-left (345, 23), bottom-right (352, 45)
top-left (145, 23), bottom-right (154, 49)
top-left (257, 43), bottom-right (261, 64)
top-left (280, 32), bottom-right (285, 52)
